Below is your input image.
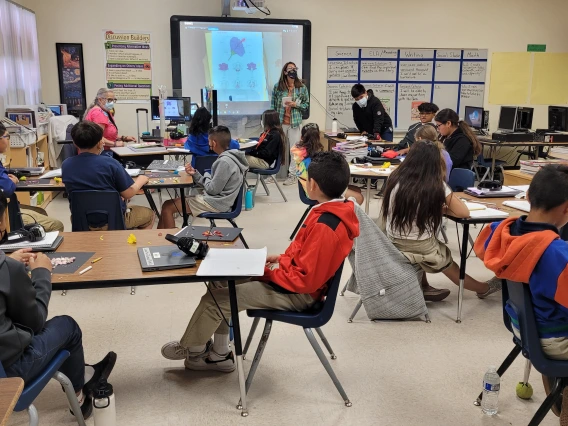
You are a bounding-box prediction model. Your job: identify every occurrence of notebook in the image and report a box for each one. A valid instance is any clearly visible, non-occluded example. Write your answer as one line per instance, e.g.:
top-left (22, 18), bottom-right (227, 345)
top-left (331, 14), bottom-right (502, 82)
top-left (502, 200), bottom-right (531, 213)
top-left (0, 232), bottom-right (63, 253)
top-left (464, 186), bottom-right (521, 198)
top-left (137, 246), bottom-right (196, 272)
top-left (468, 208), bottom-right (509, 219)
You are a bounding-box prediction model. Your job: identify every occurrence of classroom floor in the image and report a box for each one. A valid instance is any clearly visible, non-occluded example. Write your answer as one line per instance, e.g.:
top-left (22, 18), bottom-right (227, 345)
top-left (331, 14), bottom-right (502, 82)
top-left (8, 180), bottom-right (557, 426)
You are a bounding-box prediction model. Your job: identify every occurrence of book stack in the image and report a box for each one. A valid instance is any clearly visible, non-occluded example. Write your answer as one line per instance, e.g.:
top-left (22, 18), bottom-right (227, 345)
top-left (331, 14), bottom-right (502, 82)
top-left (520, 159), bottom-right (568, 175)
top-left (332, 141), bottom-right (369, 163)
top-left (551, 147), bottom-right (568, 156)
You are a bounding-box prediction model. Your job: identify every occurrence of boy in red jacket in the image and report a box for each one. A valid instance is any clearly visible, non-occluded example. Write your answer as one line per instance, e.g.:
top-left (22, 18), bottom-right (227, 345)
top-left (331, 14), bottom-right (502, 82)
top-left (161, 151), bottom-right (360, 372)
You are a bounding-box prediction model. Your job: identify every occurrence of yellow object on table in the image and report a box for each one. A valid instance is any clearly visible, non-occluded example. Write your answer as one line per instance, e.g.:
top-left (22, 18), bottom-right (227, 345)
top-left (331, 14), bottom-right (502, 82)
top-left (127, 234), bottom-right (137, 244)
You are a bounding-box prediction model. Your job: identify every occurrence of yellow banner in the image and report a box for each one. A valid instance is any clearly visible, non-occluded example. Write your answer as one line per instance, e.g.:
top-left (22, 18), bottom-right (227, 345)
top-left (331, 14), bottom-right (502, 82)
top-left (488, 52), bottom-right (531, 104)
top-left (530, 53), bottom-right (568, 104)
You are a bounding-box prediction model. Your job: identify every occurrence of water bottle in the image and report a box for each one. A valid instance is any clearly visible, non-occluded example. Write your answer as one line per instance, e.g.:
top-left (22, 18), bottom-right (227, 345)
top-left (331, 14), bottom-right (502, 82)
top-left (481, 366), bottom-right (500, 415)
top-left (245, 187), bottom-right (254, 211)
top-left (93, 379), bottom-right (116, 426)
top-left (331, 118), bottom-right (338, 133)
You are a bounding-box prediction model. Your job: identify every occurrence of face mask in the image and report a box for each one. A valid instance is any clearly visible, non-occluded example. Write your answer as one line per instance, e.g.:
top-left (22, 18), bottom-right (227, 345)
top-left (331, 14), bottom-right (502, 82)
top-left (357, 96), bottom-right (368, 108)
top-left (287, 70), bottom-right (297, 79)
top-left (105, 101), bottom-right (114, 110)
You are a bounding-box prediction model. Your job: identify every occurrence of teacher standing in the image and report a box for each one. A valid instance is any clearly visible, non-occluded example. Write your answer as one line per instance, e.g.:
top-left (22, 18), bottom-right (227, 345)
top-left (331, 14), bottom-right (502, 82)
top-left (84, 88), bottom-right (136, 155)
top-left (271, 62), bottom-right (309, 186)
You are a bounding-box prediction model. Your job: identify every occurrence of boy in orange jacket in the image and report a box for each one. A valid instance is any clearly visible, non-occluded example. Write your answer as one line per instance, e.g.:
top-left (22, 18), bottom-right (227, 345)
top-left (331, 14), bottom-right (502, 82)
top-left (161, 151), bottom-right (359, 372)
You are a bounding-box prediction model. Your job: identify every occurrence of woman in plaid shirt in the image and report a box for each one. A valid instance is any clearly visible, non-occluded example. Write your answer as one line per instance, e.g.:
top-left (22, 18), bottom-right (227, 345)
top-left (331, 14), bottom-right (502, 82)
top-left (271, 62), bottom-right (309, 185)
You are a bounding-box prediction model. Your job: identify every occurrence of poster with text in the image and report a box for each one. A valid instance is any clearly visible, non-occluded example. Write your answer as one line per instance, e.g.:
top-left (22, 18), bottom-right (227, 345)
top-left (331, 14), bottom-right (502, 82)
top-left (103, 31), bottom-right (152, 101)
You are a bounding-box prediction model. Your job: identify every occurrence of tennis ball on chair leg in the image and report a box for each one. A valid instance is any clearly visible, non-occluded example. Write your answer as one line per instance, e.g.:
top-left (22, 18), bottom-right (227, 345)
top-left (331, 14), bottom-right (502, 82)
top-left (516, 382), bottom-right (534, 399)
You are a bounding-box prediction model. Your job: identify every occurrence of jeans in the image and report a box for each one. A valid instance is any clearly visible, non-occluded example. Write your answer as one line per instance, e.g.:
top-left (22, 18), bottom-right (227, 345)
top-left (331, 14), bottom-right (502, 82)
top-left (5, 315), bottom-right (85, 392)
top-left (282, 124), bottom-right (302, 176)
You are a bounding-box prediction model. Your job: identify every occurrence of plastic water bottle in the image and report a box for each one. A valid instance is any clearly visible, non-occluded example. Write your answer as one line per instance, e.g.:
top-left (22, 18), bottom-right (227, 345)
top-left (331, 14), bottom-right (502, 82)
top-left (331, 118), bottom-right (338, 133)
top-left (93, 379), bottom-right (116, 426)
top-left (481, 366), bottom-right (500, 415)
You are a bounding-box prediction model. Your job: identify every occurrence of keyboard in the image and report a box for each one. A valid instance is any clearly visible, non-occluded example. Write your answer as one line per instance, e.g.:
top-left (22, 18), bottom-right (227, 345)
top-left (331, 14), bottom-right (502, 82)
top-left (147, 159), bottom-right (185, 171)
top-left (341, 127), bottom-right (360, 133)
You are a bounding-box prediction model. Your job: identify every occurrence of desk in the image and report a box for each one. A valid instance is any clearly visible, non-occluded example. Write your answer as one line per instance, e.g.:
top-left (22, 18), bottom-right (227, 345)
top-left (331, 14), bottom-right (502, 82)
top-left (51, 229), bottom-right (253, 416)
top-left (447, 194), bottom-right (521, 323)
top-left (503, 170), bottom-right (533, 186)
top-left (111, 141), bottom-right (257, 159)
top-left (0, 378), bottom-right (23, 426)
top-left (548, 152), bottom-right (568, 161)
top-left (324, 134), bottom-right (398, 151)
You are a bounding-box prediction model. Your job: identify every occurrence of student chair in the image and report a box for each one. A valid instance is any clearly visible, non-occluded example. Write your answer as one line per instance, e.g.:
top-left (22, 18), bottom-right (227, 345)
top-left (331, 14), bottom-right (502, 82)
top-left (198, 182), bottom-right (248, 248)
top-left (239, 263), bottom-right (352, 409)
top-left (192, 154), bottom-right (218, 174)
top-left (8, 193), bottom-right (24, 230)
top-left (69, 190), bottom-right (136, 295)
top-left (246, 150), bottom-right (287, 202)
top-left (475, 280), bottom-right (568, 425)
top-left (473, 153), bottom-right (506, 183)
top-left (290, 180), bottom-right (318, 240)
top-left (447, 168), bottom-right (476, 247)
top-left (0, 350), bottom-right (87, 426)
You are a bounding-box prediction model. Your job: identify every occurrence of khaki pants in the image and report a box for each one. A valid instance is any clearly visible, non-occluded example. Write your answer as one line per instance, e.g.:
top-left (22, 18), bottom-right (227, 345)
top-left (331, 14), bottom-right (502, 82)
top-left (89, 205), bottom-right (154, 231)
top-left (245, 155), bottom-right (270, 170)
top-left (21, 208), bottom-right (64, 232)
top-left (180, 279), bottom-right (314, 347)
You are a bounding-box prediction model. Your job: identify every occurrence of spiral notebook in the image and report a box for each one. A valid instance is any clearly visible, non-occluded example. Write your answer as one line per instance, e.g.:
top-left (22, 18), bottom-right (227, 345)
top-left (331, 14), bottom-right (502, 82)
top-left (0, 231), bottom-right (63, 253)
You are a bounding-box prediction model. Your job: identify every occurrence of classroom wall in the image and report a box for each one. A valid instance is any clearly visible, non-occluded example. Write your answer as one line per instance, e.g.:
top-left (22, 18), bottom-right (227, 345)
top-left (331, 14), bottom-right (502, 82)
top-left (25, 0), bottom-right (568, 137)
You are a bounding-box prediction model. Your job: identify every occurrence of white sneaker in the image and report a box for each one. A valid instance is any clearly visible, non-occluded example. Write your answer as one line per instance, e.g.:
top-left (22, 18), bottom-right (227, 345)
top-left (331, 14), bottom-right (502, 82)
top-left (283, 175), bottom-right (297, 186)
top-left (184, 350), bottom-right (236, 372)
top-left (161, 339), bottom-right (212, 361)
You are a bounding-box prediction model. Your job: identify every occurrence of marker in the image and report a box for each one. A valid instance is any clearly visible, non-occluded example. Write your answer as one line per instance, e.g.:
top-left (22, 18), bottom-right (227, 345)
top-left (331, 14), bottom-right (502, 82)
top-left (91, 257), bottom-right (102, 264)
top-left (79, 266), bottom-right (93, 275)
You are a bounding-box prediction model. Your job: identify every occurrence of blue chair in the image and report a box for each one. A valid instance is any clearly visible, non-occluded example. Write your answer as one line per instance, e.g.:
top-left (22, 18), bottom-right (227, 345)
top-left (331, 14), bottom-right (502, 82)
top-left (475, 280), bottom-right (568, 425)
top-left (70, 190), bottom-right (126, 232)
top-left (192, 154), bottom-right (218, 174)
top-left (448, 168), bottom-right (475, 192)
top-left (247, 150), bottom-right (287, 202)
top-left (474, 153), bottom-right (506, 182)
top-left (290, 180), bottom-right (318, 240)
top-left (0, 350), bottom-right (87, 426)
top-left (239, 263), bottom-right (352, 408)
top-left (198, 182), bottom-right (248, 249)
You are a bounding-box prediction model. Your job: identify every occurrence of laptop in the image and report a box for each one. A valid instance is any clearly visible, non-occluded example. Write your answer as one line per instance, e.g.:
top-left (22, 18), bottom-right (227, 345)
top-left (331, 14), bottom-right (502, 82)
top-left (137, 246), bottom-right (196, 272)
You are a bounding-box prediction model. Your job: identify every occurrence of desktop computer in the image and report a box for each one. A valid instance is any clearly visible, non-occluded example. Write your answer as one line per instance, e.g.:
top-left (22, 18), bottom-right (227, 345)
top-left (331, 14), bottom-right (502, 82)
top-left (516, 107), bottom-right (534, 131)
top-left (497, 106), bottom-right (517, 133)
top-left (150, 96), bottom-right (191, 124)
top-left (492, 106), bottom-right (534, 142)
top-left (549, 106), bottom-right (568, 132)
top-left (464, 106), bottom-right (484, 130)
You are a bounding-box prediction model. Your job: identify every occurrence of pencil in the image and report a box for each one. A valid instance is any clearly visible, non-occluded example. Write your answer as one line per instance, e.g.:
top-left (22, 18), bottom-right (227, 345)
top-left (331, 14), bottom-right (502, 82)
top-left (79, 266), bottom-right (92, 275)
top-left (91, 257), bottom-right (102, 264)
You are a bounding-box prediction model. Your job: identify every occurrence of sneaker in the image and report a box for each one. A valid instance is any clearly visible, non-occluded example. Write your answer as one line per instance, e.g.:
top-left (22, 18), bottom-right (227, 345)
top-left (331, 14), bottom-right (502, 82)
top-left (477, 277), bottom-right (503, 299)
top-left (161, 339), bottom-right (212, 361)
top-left (283, 175), bottom-right (297, 186)
top-left (373, 189), bottom-right (385, 199)
top-left (83, 352), bottom-right (117, 397)
top-left (422, 285), bottom-right (450, 302)
top-left (70, 395), bottom-right (93, 420)
top-left (184, 350), bottom-right (236, 373)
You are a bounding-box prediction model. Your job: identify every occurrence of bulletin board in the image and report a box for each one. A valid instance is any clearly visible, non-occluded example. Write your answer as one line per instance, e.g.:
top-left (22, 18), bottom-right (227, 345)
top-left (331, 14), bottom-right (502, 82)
top-left (326, 47), bottom-right (488, 131)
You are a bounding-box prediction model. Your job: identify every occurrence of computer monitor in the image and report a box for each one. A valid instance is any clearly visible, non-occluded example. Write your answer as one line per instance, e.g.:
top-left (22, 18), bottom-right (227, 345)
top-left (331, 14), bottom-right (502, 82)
top-left (516, 107), bottom-right (534, 131)
top-left (150, 96), bottom-right (160, 120)
top-left (464, 106), bottom-right (484, 130)
top-left (549, 106), bottom-right (568, 132)
top-left (149, 96), bottom-right (191, 123)
top-left (498, 106), bottom-right (517, 132)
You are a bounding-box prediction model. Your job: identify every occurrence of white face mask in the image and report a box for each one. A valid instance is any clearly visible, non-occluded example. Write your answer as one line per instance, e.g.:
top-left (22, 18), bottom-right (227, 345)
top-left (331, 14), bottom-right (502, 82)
top-left (357, 96), bottom-right (368, 108)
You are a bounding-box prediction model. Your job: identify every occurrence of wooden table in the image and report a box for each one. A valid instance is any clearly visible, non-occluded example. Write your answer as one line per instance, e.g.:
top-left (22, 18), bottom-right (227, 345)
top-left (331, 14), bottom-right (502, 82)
top-left (548, 151), bottom-right (568, 161)
top-left (0, 378), bottom-right (23, 426)
top-left (111, 141), bottom-right (257, 158)
top-left (50, 229), bottom-right (253, 416)
top-left (324, 134), bottom-right (398, 151)
top-left (503, 169), bottom-right (533, 186)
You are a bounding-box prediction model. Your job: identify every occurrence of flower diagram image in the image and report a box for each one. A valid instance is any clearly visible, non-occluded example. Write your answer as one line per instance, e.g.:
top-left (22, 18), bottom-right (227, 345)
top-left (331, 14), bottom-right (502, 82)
top-left (228, 37), bottom-right (246, 61)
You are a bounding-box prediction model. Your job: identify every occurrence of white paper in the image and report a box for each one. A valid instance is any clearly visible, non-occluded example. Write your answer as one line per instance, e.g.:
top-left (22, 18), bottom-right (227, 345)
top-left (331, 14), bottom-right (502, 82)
top-left (509, 185), bottom-right (530, 192)
top-left (346, 136), bottom-right (366, 141)
top-left (469, 208), bottom-right (509, 219)
top-left (0, 231), bottom-right (59, 249)
top-left (126, 169), bottom-right (141, 177)
top-left (281, 96), bottom-right (292, 107)
top-left (167, 148), bottom-right (191, 154)
top-left (503, 200), bottom-right (531, 213)
top-left (197, 247), bottom-right (267, 277)
top-left (39, 169), bottom-right (62, 179)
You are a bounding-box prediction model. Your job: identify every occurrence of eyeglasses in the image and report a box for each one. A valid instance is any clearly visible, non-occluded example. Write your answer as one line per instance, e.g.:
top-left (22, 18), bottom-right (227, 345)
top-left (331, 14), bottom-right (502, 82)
top-left (0, 134), bottom-right (10, 141)
top-left (106, 98), bottom-right (118, 102)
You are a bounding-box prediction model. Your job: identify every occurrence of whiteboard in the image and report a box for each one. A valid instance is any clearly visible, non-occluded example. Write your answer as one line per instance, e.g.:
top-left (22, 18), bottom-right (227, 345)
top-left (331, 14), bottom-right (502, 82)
top-left (326, 47), bottom-right (488, 131)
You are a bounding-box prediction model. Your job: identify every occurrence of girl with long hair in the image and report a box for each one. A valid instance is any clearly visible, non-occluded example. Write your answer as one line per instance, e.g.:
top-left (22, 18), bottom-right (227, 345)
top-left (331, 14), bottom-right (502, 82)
top-left (435, 108), bottom-right (482, 170)
top-left (271, 62), bottom-right (309, 185)
top-left (414, 124), bottom-right (453, 182)
top-left (381, 140), bottom-right (501, 301)
top-left (291, 123), bottom-right (364, 205)
top-left (246, 109), bottom-right (286, 169)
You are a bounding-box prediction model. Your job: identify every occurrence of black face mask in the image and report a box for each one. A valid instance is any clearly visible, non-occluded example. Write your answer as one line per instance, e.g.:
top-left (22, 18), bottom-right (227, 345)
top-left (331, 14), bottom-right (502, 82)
top-left (287, 71), bottom-right (297, 80)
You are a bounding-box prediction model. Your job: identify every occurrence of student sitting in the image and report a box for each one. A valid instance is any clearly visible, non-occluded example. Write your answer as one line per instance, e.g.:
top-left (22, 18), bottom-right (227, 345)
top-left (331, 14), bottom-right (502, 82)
top-left (435, 108), bottom-right (482, 170)
top-left (161, 151), bottom-right (359, 370)
top-left (351, 84), bottom-right (394, 141)
top-left (158, 125), bottom-right (249, 229)
top-left (288, 123), bottom-right (364, 205)
top-left (394, 102), bottom-right (439, 155)
top-left (245, 109), bottom-right (285, 170)
top-left (63, 121), bottom-right (154, 230)
top-left (414, 124), bottom-right (453, 182)
top-left (0, 193), bottom-right (116, 419)
top-left (0, 123), bottom-right (63, 232)
top-left (381, 140), bottom-right (501, 302)
top-left (184, 107), bottom-right (239, 167)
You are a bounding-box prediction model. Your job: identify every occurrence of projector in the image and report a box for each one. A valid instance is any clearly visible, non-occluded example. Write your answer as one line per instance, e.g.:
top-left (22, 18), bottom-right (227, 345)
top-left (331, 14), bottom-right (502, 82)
top-left (232, 0), bottom-right (267, 14)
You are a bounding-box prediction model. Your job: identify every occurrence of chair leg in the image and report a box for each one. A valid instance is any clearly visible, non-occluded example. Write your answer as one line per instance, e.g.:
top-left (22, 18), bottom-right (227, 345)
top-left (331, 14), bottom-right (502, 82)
top-left (290, 206), bottom-right (312, 241)
top-left (273, 178), bottom-right (288, 202)
top-left (228, 219), bottom-right (248, 249)
top-left (243, 317), bottom-right (261, 359)
top-left (528, 377), bottom-right (564, 426)
top-left (28, 404), bottom-right (39, 426)
top-left (315, 328), bottom-right (337, 359)
top-left (480, 167), bottom-right (490, 182)
top-left (208, 219), bottom-right (217, 228)
top-left (260, 176), bottom-right (270, 196)
top-left (304, 328), bottom-right (351, 406)
top-left (237, 319), bottom-right (272, 408)
top-left (474, 345), bottom-right (521, 405)
top-left (252, 174), bottom-right (260, 199)
top-left (348, 299), bottom-right (363, 323)
top-left (440, 227), bottom-right (449, 244)
top-left (54, 371), bottom-right (87, 426)
top-left (61, 289), bottom-right (67, 296)
top-left (339, 282), bottom-right (348, 296)
top-left (131, 286), bottom-right (136, 295)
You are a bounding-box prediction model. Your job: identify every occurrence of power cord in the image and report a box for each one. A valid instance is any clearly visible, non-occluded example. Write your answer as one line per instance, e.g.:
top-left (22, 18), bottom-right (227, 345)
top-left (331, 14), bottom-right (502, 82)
top-left (243, 0), bottom-right (270, 15)
top-left (309, 92), bottom-right (350, 128)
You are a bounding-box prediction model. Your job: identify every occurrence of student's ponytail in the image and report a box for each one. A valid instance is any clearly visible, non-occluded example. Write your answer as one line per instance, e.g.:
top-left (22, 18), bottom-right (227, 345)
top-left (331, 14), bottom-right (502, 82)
top-left (458, 120), bottom-right (482, 156)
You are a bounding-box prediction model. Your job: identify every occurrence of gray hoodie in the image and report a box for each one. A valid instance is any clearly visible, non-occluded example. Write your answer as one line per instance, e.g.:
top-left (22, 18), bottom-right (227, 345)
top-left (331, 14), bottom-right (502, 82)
top-left (0, 252), bottom-right (52, 367)
top-left (193, 149), bottom-right (249, 212)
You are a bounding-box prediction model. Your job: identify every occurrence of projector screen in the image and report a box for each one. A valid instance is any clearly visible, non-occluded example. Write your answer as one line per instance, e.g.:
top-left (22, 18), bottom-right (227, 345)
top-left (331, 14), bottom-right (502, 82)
top-left (171, 16), bottom-right (311, 118)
